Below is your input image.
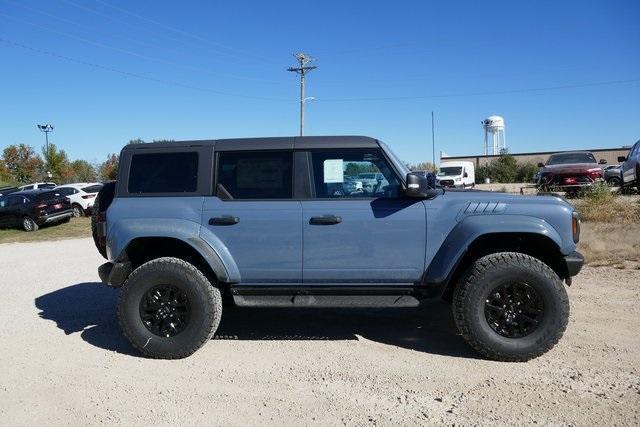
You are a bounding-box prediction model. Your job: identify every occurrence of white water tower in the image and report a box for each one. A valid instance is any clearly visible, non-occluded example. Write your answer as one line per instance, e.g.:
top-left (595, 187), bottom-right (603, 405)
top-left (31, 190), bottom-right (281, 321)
top-left (482, 115), bottom-right (506, 155)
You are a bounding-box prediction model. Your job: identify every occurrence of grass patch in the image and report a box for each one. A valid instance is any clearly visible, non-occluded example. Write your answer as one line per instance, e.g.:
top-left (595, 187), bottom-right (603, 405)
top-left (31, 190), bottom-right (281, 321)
top-left (575, 183), bottom-right (640, 223)
top-left (0, 217), bottom-right (91, 244)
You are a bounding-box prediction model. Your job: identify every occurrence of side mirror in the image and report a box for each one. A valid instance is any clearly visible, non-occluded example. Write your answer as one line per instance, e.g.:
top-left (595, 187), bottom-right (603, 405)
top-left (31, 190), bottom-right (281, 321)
top-left (537, 162), bottom-right (545, 168)
top-left (406, 173), bottom-right (438, 198)
top-left (463, 172), bottom-right (468, 178)
top-left (618, 156), bottom-right (627, 162)
top-left (598, 159), bottom-right (607, 165)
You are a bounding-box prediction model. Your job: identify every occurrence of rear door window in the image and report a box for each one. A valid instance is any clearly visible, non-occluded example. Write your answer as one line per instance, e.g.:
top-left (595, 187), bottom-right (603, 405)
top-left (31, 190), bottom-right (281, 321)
top-left (128, 152), bottom-right (199, 193)
top-left (216, 151), bottom-right (293, 199)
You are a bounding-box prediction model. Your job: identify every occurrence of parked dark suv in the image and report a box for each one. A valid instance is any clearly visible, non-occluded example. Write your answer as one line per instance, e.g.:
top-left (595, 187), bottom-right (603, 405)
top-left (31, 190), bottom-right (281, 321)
top-left (0, 189), bottom-right (73, 231)
top-left (94, 136), bottom-right (583, 361)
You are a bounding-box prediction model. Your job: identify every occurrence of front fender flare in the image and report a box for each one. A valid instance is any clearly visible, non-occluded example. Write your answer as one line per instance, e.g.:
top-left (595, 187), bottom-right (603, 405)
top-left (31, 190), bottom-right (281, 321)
top-left (423, 215), bottom-right (563, 293)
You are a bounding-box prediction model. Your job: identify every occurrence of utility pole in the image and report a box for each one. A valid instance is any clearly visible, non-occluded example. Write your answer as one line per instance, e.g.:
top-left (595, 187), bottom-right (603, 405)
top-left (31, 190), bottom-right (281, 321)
top-left (37, 123), bottom-right (54, 177)
top-left (287, 53), bottom-right (316, 136)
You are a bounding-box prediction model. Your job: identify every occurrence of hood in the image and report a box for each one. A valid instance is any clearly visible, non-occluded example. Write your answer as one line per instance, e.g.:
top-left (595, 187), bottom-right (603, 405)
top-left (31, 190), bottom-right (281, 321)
top-left (541, 163), bottom-right (602, 173)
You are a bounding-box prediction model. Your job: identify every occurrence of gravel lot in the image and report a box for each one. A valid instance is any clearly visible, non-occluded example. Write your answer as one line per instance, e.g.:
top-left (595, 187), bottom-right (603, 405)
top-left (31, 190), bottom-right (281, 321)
top-left (1, 238), bottom-right (638, 425)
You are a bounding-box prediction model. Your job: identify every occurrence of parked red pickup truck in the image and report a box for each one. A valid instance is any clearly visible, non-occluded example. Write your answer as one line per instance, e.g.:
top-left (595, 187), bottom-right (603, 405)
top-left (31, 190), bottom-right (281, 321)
top-left (536, 151), bottom-right (605, 195)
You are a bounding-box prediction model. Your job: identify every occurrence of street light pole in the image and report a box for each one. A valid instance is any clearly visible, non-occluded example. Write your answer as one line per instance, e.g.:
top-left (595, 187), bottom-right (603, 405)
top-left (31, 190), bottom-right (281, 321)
top-left (37, 123), bottom-right (54, 154)
top-left (37, 123), bottom-right (54, 177)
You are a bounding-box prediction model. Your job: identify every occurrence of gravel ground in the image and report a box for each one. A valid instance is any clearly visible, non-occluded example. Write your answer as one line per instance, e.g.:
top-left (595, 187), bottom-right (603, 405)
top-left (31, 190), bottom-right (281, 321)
top-left (0, 238), bottom-right (638, 425)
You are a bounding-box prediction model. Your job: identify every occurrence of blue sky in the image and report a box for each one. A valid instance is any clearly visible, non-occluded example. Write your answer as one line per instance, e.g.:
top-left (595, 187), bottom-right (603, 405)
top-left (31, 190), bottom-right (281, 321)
top-left (0, 0), bottom-right (638, 165)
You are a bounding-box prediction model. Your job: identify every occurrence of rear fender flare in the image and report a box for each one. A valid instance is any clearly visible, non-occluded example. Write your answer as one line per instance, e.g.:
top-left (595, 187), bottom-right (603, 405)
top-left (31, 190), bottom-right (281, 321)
top-left (109, 218), bottom-right (240, 283)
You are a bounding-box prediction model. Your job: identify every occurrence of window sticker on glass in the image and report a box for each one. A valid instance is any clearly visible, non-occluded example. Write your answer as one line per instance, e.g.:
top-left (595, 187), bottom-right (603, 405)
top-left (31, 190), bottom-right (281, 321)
top-left (323, 159), bottom-right (344, 183)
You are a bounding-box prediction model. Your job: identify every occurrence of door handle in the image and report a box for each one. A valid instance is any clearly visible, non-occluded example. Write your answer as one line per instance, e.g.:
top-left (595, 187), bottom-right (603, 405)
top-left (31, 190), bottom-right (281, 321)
top-left (209, 216), bottom-right (239, 226)
top-left (309, 215), bottom-right (342, 225)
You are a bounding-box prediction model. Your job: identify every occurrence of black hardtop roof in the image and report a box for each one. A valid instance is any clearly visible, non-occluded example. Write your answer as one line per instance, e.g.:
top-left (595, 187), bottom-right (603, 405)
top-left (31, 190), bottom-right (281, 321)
top-left (122, 135), bottom-right (380, 151)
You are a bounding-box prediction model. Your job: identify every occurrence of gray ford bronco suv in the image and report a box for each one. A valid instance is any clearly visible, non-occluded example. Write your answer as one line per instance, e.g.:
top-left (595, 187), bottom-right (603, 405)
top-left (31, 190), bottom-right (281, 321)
top-left (94, 136), bottom-right (583, 360)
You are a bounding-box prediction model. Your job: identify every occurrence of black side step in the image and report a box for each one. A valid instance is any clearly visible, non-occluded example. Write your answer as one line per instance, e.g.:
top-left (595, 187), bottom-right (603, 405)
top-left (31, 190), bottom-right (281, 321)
top-left (233, 294), bottom-right (420, 308)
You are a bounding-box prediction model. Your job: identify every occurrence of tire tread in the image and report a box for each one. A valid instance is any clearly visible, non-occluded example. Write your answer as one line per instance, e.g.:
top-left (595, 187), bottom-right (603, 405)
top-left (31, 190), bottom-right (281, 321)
top-left (118, 257), bottom-right (222, 359)
top-left (453, 252), bottom-right (569, 362)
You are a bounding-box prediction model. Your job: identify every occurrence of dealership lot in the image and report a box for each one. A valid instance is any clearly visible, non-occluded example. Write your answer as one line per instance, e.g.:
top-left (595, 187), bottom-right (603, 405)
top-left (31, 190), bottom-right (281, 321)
top-left (0, 238), bottom-right (638, 425)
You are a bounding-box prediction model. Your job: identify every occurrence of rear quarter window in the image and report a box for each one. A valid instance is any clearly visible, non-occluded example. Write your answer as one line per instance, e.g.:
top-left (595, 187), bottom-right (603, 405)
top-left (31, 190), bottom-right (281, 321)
top-left (128, 152), bottom-right (199, 194)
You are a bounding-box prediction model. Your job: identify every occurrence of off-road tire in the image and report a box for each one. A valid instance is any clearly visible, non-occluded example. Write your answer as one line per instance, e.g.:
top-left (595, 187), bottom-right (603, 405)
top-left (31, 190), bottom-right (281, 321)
top-left (22, 216), bottom-right (38, 232)
top-left (118, 257), bottom-right (222, 359)
top-left (453, 252), bottom-right (569, 362)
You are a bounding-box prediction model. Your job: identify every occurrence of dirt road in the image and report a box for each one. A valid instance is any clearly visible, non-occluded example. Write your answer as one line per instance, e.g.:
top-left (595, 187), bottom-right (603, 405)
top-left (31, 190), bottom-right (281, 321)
top-left (0, 238), bottom-right (638, 425)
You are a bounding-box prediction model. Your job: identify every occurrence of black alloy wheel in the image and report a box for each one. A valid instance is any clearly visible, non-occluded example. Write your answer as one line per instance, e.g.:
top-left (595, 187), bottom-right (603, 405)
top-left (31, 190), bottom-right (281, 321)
top-left (139, 284), bottom-right (191, 338)
top-left (484, 282), bottom-right (544, 338)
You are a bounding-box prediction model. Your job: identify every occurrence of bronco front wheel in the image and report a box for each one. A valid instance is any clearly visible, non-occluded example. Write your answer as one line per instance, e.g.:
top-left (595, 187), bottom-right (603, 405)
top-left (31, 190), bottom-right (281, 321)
top-left (453, 252), bottom-right (569, 362)
top-left (118, 257), bottom-right (222, 359)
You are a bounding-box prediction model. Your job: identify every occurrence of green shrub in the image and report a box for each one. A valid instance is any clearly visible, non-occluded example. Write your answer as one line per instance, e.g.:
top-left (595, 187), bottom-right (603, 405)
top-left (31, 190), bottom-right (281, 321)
top-left (516, 162), bottom-right (539, 183)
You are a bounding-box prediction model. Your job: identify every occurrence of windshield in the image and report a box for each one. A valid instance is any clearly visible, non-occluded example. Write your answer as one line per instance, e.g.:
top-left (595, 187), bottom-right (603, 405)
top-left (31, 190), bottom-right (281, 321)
top-left (546, 152), bottom-right (596, 165)
top-left (437, 167), bottom-right (463, 176)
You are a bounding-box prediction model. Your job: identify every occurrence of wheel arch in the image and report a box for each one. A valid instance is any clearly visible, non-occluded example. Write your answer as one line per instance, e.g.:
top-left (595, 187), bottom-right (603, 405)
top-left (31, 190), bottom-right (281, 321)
top-left (117, 236), bottom-right (235, 286)
top-left (423, 215), bottom-right (568, 300)
top-left (440, 232), bottom-right (568, 301)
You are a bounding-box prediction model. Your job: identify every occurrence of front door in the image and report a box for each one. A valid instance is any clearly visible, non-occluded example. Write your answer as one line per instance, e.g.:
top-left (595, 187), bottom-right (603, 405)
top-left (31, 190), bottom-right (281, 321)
top-left (202, 150), bottom-right (302, 284)
top-left (301, 148), bottom-right (426, 284)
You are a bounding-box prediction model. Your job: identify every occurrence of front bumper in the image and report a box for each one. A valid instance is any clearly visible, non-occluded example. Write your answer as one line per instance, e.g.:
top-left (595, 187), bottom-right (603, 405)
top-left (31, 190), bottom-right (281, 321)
top-left (98, 261), bottom-right (132, 288)
top-left (564, 251), bottom-right (584, 277)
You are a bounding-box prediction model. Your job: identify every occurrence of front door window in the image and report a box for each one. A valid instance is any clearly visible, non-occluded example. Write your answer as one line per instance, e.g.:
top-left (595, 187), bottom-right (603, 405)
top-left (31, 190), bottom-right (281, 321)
top-left (308, 149), bottom-right (402, 199)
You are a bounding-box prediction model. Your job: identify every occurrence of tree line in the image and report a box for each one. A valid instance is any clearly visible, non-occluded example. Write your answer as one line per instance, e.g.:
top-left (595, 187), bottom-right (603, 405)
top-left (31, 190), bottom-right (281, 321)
top-left (0, 139), bottom-right (172, 186)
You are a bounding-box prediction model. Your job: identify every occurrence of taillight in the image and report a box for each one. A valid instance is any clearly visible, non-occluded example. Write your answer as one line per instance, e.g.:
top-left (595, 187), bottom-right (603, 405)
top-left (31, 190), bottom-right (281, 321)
top-left (82, 194), bottom-right (96, 199)
top-left (586, 168), bottom-right (603, 180)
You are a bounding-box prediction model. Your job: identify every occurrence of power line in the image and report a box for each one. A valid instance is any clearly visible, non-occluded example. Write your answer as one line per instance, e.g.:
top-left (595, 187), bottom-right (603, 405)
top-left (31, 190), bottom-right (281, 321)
top-left (0, 37), bottom-right (292, 101)
top-left (59, 0), bottom-right (272, 65)
top-left (314, 78), bottom-right (640, 102)
top-left (287, 53), bottom-right (317, 136)
top-left (90, 0), bottom-right (275, 64)
top-left (0, 11), bottom-right (285, 83)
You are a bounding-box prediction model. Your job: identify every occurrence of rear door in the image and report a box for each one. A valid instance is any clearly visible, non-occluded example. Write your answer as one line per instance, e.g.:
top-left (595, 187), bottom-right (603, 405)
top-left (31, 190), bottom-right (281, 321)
top-left (202, 147), bottom-right (302, 284)
top-left (301, 147), bottom-right (426, 284)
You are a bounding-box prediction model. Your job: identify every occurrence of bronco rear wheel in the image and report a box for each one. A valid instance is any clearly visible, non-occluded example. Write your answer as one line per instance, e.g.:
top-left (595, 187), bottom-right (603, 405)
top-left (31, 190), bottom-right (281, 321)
top-left (118, 257), bottom-right (222, 359)
top-left (453, 252), bottom-right (569, 362)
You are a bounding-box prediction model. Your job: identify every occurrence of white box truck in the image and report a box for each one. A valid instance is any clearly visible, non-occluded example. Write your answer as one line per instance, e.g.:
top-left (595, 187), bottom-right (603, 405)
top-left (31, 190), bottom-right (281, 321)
top-left (436, 161), bottom-right (475, 188)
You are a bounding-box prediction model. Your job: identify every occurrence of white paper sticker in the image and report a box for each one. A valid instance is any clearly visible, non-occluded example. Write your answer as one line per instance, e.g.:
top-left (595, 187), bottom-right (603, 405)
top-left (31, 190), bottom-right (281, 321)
top-left (323, 159), bottom-right (344, 183)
